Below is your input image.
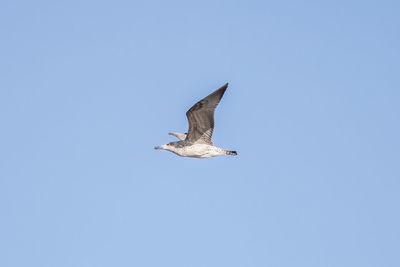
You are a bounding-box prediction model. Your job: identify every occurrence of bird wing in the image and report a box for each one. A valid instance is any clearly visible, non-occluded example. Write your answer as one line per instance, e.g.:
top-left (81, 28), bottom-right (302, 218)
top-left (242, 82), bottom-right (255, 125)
top-left (185, 83), bottom-right (228, 145)
top-left (168, 132), bottom-right (187, 141)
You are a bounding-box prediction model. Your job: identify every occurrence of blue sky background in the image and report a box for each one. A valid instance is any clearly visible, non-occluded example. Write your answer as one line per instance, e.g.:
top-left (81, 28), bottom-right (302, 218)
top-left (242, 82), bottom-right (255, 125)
top-left (1, 1), bottom-right (399, 266)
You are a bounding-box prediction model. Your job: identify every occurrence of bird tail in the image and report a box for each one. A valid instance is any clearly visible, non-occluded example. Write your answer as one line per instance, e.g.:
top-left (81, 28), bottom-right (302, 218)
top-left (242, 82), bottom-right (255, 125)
top-left (225, 150), bottom-right (237, 156)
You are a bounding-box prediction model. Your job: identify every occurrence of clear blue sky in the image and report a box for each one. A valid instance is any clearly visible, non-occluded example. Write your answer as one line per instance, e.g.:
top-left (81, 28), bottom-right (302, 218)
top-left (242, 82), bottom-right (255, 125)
top-left (1, 1), bottom-right (399, 266)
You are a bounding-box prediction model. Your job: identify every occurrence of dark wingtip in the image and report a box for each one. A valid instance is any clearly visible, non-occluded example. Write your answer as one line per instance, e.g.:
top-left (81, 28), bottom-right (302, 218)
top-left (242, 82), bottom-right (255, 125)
top-left (217, 83), bottom-right (229, 96)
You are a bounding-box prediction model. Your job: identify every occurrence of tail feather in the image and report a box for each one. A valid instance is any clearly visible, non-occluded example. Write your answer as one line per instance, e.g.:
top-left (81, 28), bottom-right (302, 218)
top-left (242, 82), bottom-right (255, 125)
top-left (225, 150), bottom-right (237, 156)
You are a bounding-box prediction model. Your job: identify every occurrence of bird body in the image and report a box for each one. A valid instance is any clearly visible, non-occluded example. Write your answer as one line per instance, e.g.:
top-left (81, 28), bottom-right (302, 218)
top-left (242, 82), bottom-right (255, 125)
top-left (157, 141), bottom-right (236, 158)
top-left (155, 83), bottom-right (237, 158)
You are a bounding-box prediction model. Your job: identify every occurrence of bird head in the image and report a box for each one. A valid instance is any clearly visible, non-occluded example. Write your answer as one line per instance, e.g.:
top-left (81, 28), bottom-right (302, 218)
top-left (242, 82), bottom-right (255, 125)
top-left (154, 142), bottom-right (174, 151)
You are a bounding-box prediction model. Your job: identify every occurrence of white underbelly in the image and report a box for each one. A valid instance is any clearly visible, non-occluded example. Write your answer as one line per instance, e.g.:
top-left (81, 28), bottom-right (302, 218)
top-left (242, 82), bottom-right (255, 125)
top-left (178, 144), bottom-right (224, 158)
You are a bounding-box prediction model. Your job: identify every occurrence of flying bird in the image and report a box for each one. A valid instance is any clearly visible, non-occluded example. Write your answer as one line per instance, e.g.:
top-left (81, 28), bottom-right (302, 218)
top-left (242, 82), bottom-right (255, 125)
top-left (155, 83), bottom-right (237, 158)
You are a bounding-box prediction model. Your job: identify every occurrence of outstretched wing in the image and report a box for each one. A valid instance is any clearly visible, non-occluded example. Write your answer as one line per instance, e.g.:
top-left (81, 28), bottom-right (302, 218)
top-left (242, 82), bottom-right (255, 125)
top-left (185, 83), bottom-right (228, 144)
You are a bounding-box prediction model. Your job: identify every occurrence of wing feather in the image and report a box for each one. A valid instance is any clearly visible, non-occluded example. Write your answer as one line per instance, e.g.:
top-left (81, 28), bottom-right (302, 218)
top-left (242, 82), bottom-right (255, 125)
top-left (185, 83), bottom-right (228, 144)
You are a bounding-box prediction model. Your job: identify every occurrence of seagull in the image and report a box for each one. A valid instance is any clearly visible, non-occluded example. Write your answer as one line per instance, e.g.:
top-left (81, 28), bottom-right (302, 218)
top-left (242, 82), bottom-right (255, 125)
top-left (155, 83), bottom-right (237, 158)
